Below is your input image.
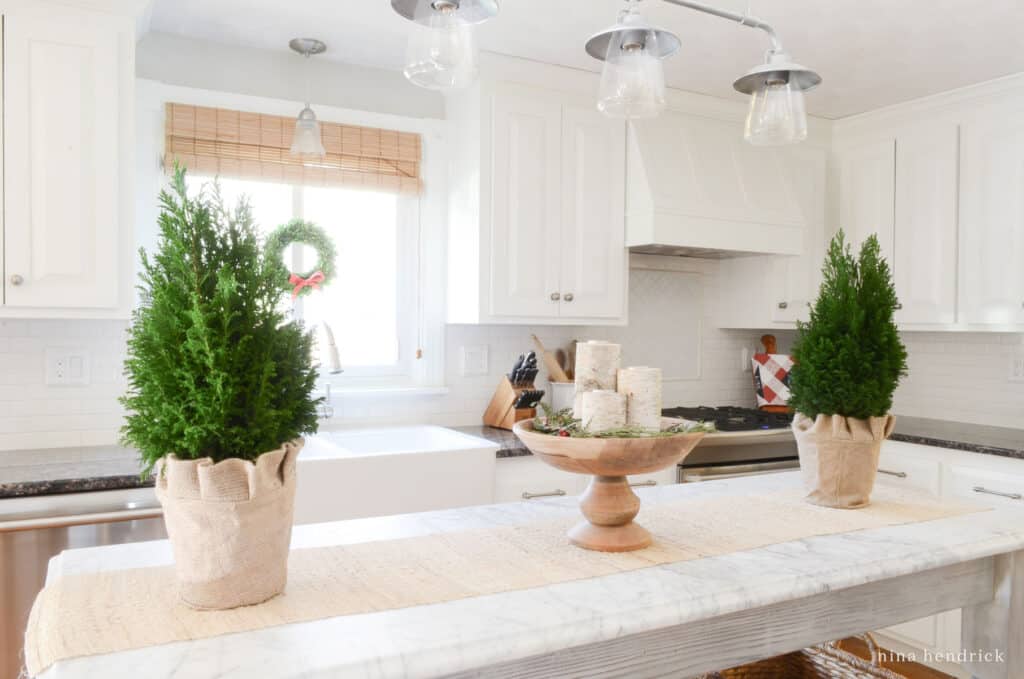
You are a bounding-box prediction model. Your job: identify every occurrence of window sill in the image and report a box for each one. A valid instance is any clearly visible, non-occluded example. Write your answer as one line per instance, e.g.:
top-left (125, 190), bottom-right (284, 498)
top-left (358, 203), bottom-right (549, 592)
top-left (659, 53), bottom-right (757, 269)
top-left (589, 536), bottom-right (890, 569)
top-left (315, 385), bottom-right (450, 400)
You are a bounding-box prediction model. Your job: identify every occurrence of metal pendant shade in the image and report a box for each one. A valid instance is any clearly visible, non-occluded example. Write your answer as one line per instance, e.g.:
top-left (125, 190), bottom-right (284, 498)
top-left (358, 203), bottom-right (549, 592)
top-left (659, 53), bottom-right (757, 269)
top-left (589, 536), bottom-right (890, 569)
top-left (733, 52), bottom-right (822, 95)
top-left (584, 10), bottom-right (681, 62)
top-left (391, 0), bottom-right (498, 25)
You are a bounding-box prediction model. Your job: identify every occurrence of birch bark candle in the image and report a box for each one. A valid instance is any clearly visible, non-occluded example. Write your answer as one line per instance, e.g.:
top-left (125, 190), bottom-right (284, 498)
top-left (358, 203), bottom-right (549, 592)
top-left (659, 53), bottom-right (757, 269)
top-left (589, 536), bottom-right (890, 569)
top-left (579, 389), bottom-right (627, 433)
top-left (573, 340), bottom-right (621, 415)
top-left (617, 366), bottom-right (663, 431)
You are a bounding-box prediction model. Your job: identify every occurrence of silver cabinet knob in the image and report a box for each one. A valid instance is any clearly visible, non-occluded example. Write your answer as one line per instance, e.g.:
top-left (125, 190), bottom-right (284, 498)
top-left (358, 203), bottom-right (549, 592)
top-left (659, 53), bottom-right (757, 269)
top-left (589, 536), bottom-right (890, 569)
top-left (550, 292), bottom-right (560, 301)
top-left (777, 301), bottom-right (788, 309)
top-left (564, 293), bottom-right (574, 302)
top-left (895, 303), bottom-right (903, 310)
top-left (9, 274), bottom-right (24, 286)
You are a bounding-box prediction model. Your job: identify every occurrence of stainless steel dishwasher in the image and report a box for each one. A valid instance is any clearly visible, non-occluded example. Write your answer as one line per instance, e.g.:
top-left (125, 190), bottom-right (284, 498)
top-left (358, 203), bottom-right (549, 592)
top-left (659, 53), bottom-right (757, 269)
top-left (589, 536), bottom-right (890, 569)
top-left (0, 493), bottom-right (164, 679)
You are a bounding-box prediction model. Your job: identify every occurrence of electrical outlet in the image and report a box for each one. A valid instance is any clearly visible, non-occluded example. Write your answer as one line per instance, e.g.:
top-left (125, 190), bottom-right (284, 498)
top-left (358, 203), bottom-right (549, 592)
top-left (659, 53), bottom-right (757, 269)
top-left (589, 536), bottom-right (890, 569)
top-left (1009, 355), bottom-right (1024, 383)
top-left (45, 348), bottom-right (91, 386)
top-left (460, 345), bottom-right (489, 377)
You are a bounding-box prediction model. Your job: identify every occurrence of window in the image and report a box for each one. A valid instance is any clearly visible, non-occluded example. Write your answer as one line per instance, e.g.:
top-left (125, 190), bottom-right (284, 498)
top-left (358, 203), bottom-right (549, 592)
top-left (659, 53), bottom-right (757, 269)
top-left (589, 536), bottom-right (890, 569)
top-left (186, 176), bottom-right (420, 384)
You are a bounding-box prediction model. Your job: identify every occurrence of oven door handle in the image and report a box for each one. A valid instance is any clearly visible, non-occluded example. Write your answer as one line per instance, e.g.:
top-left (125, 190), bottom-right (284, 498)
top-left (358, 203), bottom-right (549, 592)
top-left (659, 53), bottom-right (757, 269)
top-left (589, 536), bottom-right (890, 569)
top-left (680, 459), bottom-right (799, 482)
top-left (0, 501), bottom-right (163, 533)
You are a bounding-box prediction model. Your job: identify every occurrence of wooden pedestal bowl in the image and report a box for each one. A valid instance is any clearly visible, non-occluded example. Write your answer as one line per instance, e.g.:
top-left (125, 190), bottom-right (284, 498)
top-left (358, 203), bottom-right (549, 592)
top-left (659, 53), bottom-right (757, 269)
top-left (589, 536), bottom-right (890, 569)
top-left (513, 420), bottom-right (706, 552)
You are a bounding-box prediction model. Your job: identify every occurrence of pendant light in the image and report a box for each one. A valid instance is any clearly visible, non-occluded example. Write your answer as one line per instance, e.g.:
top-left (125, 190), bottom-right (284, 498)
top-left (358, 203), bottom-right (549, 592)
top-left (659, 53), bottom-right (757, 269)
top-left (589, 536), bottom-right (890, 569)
top-left (585, 1), bottom-right (680, 119)
top-left (289, 38), bottom-right (327, 159)
top-left (734, 51), bottom-right (819, 146)
top-left (584, 0), bottom-right (821, 145)
top-left (392, 0), bottom-right (498, 91)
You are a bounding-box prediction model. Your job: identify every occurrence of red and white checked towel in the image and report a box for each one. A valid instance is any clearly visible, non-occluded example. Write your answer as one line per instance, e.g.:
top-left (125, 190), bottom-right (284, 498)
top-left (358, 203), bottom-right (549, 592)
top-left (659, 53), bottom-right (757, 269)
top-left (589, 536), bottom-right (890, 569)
top-left (752, 353), bottom-right (793, 408)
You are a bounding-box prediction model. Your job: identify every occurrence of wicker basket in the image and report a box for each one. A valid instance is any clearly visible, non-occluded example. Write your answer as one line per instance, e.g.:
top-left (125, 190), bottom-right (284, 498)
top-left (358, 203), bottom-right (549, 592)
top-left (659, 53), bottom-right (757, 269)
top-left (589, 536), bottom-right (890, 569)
top-left (700, 634), bottom-right (906, 679)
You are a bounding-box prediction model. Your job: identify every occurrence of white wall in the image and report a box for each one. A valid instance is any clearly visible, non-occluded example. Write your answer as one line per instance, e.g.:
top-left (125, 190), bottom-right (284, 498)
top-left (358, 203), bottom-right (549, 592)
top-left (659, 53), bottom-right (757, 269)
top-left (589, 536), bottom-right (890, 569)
top-left (136, 32), bottom-right (444, 120)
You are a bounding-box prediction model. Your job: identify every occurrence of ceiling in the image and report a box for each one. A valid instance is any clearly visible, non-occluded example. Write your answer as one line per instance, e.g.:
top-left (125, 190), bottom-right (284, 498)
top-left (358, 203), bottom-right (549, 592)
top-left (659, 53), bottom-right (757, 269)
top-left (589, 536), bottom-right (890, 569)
top-left (148, 0), bottom-right (1024, 119)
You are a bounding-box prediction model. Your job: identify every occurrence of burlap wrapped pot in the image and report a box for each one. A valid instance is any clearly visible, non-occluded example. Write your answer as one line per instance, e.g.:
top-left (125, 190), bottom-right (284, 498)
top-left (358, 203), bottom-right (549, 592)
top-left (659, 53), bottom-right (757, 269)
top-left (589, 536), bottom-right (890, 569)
top-left (154, 439), bottom-right (302, 610)
top-left (792, 414), bottom-right (896, 509)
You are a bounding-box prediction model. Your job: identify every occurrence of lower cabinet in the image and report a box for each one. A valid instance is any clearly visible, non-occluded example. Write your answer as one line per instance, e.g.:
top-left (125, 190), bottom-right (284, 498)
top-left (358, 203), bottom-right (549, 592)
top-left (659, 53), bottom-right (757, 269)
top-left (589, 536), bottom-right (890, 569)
top-left (874, 442), bottom-right (1024, 669)
top-left (494, 454), bottom-right (677, 503)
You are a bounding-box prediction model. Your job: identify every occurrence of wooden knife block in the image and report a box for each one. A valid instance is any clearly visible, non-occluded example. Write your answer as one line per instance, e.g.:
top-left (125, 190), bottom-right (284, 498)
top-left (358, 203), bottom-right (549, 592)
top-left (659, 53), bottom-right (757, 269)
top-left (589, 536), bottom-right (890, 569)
top-left (483, 376), bottom-right (537, 430)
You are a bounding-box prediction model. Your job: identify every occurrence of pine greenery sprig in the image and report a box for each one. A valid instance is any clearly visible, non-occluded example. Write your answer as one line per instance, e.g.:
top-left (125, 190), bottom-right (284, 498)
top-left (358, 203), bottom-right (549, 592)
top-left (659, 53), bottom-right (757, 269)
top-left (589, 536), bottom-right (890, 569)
top-left (789, 230), bottom-right (908, 420)
top-left (532, 403), bottom-right (715, 438)
top-left (121, 167), bottom-right (321, 475)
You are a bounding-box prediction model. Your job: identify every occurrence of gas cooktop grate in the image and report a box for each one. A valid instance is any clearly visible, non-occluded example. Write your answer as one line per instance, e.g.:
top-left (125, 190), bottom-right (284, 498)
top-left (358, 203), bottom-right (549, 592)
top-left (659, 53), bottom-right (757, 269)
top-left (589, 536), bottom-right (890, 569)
top-left (662, 406), bottom-right (794, 432)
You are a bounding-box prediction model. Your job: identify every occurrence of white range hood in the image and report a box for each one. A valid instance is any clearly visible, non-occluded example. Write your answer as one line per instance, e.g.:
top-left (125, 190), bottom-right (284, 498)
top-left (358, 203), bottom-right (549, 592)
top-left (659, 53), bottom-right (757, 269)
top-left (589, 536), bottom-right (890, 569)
top-left (625, 110), bottom-right (820, 258)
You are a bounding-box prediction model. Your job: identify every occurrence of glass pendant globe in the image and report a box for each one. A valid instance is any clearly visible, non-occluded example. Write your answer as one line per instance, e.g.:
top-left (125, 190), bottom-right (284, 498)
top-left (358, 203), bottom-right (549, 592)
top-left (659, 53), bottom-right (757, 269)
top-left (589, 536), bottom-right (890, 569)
top-left (290, 106), bottom-right (326, 158)
top-left (744, 79), bottom-right (808, 146)
top-left (403, 4), bottom-right (477, 91)
top-left (597, 41), bottom-right (666, 119)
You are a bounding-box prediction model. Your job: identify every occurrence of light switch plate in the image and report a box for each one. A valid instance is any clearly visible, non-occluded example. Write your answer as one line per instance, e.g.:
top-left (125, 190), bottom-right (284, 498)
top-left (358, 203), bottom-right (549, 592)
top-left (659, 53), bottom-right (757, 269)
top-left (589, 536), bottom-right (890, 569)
top-left (45, 348), bottom-right (91, 386)
top-left (460, 345), bottom-right (489, 377)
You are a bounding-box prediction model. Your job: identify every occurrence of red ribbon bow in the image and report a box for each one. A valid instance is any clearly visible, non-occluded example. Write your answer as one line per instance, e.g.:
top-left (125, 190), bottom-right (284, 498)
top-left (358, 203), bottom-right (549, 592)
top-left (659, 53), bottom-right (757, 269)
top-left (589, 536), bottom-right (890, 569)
top-left (289, 271), bottom-right (325, 298)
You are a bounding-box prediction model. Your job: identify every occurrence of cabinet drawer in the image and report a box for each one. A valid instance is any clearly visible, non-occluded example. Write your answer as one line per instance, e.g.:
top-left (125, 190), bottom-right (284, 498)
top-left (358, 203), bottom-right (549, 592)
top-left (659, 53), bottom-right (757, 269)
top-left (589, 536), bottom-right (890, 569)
top-left (944, 464), bottom-right (1024, 508)
top-left (494, 455), bottom-right (577, 503)
top-left (876, 452), bottom-right (941, 494)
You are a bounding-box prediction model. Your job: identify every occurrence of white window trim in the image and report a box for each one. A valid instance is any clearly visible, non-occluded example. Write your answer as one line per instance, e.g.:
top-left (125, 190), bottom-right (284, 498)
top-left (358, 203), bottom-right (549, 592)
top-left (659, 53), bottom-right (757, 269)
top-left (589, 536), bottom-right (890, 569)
top-left (136, 79), bottom-right (449, 391)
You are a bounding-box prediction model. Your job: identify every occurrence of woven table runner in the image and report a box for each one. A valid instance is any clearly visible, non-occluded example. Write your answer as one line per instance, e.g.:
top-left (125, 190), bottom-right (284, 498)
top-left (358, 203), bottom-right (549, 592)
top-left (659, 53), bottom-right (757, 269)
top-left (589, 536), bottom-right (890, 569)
top-left (25, 486), bottom-right (982, 675)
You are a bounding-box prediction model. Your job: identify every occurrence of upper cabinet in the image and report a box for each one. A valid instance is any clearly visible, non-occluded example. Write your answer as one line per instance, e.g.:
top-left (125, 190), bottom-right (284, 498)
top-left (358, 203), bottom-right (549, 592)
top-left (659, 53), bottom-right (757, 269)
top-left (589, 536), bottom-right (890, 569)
top-left (831, 80), bottom-right (1024, 331)
top-left (958, 110), bottom-right (1024, 326)
top-left (894, 121), bottom-right (959, 325)
top-left (447, 63), bottom-right (627, 325)
top-left (835, 125), bottom-right (960, 327)
top-left (1, 2), bottom-right (136, 318)
top-left (836, 139), bottom-right (895, 261)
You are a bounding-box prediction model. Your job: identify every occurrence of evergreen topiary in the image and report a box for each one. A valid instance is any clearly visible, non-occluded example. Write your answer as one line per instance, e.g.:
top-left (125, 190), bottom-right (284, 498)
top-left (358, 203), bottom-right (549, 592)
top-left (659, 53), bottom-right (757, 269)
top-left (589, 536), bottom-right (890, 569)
top-left (122, 167), bottom-right (321, 475)
top-left (789, 230), bottom-right (908, 420)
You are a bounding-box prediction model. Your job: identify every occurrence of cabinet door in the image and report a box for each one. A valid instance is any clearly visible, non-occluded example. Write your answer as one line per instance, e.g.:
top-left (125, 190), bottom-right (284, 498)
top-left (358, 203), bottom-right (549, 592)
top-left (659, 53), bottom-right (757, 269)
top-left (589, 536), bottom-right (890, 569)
top-left (894, 122), bottom-right (959, 325)
top-left (837, 139), bottom-right (895, 261)
top-left (3, 10), bottom-right (123, 308)
top-left (771, 145), bottom-right (827, 322)
top-left (558, 104), bottom-right (626, 319)
top-left (958, 112), bottom-right (1024, 326)
top-left (488, 85), bottom-right (562, 318)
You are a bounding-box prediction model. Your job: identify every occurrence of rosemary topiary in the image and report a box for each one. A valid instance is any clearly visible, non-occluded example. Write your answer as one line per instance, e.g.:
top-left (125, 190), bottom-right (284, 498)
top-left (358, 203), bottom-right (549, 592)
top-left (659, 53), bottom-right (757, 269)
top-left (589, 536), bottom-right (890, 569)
top-left (121, 167), bottom-right (321, 475)
top-left (789, 230), bottom-right (908, 420)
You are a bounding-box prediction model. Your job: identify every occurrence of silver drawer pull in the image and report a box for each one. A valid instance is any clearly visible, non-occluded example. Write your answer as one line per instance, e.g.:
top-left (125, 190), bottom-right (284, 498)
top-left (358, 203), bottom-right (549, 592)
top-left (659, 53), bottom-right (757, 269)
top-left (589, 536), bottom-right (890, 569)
top-left (522, 489), bottom-right (566, 500)
top-left (629, 480), bottom-right (657, 487)
top-left (878, 469), bottom-right (907, 478)
top-left (972, 486), bottom-right (1022, 500)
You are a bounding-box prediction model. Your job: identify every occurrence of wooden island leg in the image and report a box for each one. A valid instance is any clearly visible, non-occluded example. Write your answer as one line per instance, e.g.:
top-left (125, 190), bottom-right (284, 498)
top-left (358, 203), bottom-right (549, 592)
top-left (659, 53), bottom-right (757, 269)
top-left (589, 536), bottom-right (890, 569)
top-left (961, 550), bottom-right (1023, 679)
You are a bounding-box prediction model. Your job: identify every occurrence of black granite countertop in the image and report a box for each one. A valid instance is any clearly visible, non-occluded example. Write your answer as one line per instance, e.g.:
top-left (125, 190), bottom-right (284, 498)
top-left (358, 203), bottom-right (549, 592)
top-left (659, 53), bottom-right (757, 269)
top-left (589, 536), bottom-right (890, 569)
top-left (3, 419), bottom-right (1018, 500)
top-left (891, 416), bottom-right (1024, 460)
top-left (0, 446), bottom-right (152, 499)
top-left (0, 428), bottom-right (532, 500)
top-left (450, 425), bottom-right (531, 458)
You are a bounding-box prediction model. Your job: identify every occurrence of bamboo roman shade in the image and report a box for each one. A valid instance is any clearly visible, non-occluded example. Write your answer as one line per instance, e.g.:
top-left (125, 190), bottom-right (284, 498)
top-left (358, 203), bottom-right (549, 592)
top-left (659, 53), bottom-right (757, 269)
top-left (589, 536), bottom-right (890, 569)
top-left (164, 103), bottom-right (422, 195)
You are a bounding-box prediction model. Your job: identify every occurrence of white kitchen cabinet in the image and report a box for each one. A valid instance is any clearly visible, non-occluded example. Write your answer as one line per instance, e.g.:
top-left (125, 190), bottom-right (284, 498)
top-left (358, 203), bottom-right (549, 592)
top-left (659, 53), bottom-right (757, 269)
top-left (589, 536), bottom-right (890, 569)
top-left (1, 3), bottom-right (135, 317)
top-left (958, 110), bottom-right (1024, 326)
top-left (770, 145), bottom-right (828, 323)
top-left (893, 121), bottom-right (959, 325)
top-left (836, 138), bottom-right (895, 261)
top-left (494, 455), bottom-right (578, 503)
top-left (488, 86), bottom-right (562, 319)
top-left (558, 103), bottom-right (627, 319)
top-left (447, 62), bottom-right (628, 326)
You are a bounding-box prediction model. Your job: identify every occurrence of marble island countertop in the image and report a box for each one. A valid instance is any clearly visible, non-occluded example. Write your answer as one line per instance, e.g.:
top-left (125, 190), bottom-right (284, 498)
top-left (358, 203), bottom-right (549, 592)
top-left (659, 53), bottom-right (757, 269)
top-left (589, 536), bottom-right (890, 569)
top-left (35, 472), bottom-right (1024, 679)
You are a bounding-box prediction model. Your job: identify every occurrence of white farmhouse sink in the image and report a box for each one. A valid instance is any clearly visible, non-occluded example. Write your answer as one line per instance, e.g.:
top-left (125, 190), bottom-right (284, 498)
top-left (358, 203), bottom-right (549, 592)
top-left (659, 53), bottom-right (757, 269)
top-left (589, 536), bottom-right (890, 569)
top-left (294, 426), bottom-right (498, 525)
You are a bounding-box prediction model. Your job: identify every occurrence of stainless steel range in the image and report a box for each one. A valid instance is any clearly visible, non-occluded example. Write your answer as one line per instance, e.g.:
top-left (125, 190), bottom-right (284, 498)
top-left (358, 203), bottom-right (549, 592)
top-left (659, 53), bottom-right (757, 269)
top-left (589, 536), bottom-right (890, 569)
top-left (662, 406), bottom-right (799, 482)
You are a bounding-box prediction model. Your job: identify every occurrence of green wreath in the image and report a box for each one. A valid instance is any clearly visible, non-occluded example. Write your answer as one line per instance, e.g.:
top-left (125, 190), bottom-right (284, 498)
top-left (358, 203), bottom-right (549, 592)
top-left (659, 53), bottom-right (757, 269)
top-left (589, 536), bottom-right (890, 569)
top-left (266, 219), bottom-right (337, 298)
